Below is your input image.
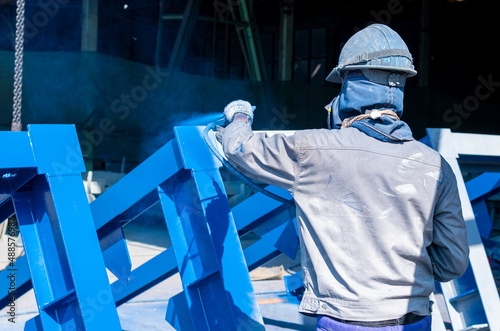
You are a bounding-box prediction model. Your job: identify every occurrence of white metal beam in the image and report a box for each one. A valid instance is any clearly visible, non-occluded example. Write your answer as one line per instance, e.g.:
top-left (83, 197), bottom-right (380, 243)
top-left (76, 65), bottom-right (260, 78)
top-left (427, 128), bottom-right (500, 330)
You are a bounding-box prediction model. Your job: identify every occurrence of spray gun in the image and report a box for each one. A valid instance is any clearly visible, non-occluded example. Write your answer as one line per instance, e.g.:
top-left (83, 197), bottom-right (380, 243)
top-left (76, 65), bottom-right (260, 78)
top-left (203, 115), bottom-right (294, 207)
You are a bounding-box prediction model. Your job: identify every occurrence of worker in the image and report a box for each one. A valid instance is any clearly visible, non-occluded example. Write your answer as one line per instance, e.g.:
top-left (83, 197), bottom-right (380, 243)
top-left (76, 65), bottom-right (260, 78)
top-left (218, 24), bottom-right (469, 330)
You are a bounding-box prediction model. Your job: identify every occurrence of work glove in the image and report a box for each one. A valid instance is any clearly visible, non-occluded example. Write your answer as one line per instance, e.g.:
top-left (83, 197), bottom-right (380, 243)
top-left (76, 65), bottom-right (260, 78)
top-left (223, 100), bottom-right (255, 124)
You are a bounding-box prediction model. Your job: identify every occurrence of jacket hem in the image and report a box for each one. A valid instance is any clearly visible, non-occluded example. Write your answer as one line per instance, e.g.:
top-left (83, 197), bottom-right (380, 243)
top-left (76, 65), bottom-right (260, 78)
top-left (298, 293), bottom-right (432, 321)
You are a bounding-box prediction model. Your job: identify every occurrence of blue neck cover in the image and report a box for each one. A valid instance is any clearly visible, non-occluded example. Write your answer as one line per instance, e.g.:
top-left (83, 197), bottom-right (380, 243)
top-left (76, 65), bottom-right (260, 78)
top-left (326, 71), bottom-right (413, 142)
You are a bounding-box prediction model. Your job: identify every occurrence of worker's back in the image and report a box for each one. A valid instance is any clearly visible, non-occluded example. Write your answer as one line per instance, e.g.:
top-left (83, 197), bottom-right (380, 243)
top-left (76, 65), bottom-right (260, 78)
top-left (289, 127), bottom-right (468, 321)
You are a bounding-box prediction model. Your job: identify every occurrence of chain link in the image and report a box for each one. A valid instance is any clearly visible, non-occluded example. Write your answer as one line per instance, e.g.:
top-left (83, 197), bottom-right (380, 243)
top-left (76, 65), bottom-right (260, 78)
top-left (11, 0), bottom-right (25, 132)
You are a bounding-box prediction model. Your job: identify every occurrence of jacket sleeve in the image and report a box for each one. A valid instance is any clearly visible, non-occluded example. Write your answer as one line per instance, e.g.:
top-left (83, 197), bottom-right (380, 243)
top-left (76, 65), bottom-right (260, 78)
top-left (428, 158), bottom-right (470, 282)
top-left (221, 120), bottom-right (300, 192)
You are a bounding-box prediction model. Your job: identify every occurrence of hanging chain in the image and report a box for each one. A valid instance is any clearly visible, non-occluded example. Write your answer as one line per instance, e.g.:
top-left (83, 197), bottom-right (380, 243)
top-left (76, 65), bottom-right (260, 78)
top-left (11, 0), bottom-right (25, 132)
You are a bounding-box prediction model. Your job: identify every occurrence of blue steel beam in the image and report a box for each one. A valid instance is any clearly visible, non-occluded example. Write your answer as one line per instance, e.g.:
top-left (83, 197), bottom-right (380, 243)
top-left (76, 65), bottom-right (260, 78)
top-left (259, 218), bottom-right (298, 260)
top-left (87, 139), bottom-right (183, 283)
top-left (0, 125), bottom-right (122, 330)
top-left (111, 246), bottom-right (178, 306)
top-left (244, 219), bottom-right (298, 270)
top-left (90, 139), bottom-right (183, 229)
top-left (466, 172), bottom-right (500, 202)
top-left (470, 199), bottom-right (493, 239)
top-left (284, 270), bottom-right (304, 296)
top-left (15, 189), bottom-right (63, 330)
top-left (33, 125), bottom-right (121, 330)
top-left (160, 126), bottom-right (265, 330)
top-left (232, 185), bottom-right (293, 234)
top-left (91, 139), bottom-right (184, 283)
top-left (0, 131), bottom-right (36, 169)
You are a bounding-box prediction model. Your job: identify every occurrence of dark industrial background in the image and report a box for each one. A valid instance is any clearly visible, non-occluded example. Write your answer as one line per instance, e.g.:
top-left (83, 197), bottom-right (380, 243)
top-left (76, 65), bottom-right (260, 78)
top-left (0, 0), bottom-right (498, 172)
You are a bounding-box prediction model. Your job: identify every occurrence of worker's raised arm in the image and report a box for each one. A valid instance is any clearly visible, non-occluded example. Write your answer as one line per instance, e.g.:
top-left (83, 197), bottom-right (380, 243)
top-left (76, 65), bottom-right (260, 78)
top-left (428, 158), bottom-right (469, 282)
top-left (219, 100), bottom-right (300, 192)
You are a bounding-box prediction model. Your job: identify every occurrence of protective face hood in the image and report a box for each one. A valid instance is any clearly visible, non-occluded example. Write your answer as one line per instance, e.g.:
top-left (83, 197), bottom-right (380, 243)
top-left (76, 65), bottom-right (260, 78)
top-left (325, 71), bottom-right (413, 142)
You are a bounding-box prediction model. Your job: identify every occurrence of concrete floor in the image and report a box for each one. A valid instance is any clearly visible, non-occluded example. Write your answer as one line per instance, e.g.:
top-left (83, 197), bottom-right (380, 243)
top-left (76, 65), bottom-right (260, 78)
top-left (0, 221), bottom-right (451, 330)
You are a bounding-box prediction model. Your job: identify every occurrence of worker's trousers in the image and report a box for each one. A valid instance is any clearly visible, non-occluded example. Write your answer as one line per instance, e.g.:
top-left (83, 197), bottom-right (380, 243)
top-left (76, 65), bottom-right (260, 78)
top-left (316, 314), bottom-right (432, 331)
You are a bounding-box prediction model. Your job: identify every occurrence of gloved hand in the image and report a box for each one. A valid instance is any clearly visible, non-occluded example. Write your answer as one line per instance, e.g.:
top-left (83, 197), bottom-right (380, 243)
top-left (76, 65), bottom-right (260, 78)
top-left (223, 100), bottom-right (255, 124)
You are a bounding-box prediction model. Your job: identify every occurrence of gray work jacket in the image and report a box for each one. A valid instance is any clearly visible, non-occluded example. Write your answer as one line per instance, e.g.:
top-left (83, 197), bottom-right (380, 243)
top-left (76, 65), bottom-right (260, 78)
top-left (222, 120), bottom-right (469, 321)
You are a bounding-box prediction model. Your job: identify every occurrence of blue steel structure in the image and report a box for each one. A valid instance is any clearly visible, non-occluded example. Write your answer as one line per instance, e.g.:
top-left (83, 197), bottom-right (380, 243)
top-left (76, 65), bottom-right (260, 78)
top-left (0, 125), bottom-right (121, 330)
top-left (1, 125), bottom-right (499, 330)
top-left (1, 125), bottom-right (299, 330)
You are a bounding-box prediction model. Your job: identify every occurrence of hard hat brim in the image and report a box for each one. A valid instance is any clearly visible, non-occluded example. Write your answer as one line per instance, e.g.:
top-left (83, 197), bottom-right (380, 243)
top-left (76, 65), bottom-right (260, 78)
top-left (326, 65), bottom-right (417, 84)
top-left (325, 67), bottom-right (342, 83)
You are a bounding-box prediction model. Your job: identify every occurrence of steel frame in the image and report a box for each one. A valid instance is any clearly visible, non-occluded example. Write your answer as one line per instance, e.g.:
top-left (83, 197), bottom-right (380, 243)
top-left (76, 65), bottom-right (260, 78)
top-left (426, 128), bottom-right (500, 330)
top-left (1, 125), bottom-right (300, 330)
top-left (0, 125), bottom-right (121, 330)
